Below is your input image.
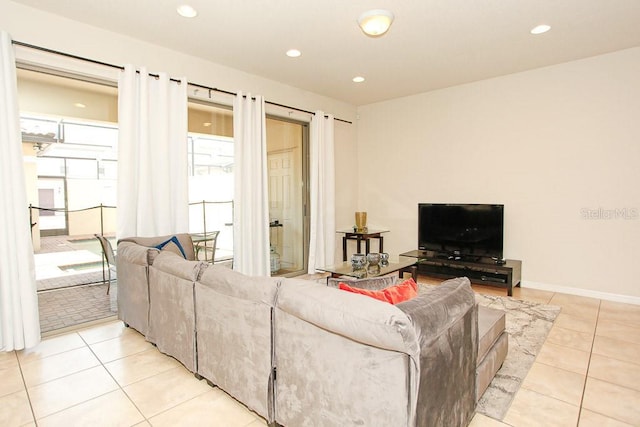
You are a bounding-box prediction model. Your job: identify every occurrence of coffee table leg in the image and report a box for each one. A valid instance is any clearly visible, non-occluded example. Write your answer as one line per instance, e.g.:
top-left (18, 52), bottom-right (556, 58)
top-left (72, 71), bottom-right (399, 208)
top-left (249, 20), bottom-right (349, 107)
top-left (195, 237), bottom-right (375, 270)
top-left (399, 265), bottom-right (418, 281)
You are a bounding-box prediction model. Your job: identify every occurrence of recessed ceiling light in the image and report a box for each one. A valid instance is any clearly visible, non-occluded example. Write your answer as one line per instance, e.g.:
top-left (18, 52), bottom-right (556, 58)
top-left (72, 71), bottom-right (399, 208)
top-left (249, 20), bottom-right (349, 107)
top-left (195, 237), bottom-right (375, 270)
top-left (358, 9), bottom-right (394, 37)
top-left (177, 4), bottom-right (198, 18)
top-left (74, 103), bottom-right (86, 108)
top-left (353, 76), bottom-right (365, 83)
top-left (286, 49), bottom-right (301, 58)
top-left (530, 24), bottom-right (551, 35)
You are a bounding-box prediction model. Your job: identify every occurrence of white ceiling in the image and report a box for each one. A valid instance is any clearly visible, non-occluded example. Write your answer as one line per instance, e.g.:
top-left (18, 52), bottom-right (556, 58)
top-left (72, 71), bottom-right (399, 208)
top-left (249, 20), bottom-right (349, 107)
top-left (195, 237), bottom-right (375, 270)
top-left (12, 0), bottom-right (640, 105)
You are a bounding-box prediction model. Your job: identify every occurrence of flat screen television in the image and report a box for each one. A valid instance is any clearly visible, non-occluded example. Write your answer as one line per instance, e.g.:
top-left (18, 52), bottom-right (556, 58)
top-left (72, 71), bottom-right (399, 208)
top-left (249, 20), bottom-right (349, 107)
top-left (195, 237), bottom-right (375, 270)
top-left (418, 203), bottom-right (504, 260)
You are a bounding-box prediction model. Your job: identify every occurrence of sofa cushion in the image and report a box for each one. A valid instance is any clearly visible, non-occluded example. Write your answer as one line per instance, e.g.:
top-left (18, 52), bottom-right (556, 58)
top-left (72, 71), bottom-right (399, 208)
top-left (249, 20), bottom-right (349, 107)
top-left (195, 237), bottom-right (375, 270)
top-left (477, 305), bottom-right (506, 364)
top-left (339, 278), bottom-right (418, 304)
top-left (198, 265), bottom-right (280, 305)
top-left (278, 278), bottom-right (418, 355)
top-left (477, 330), bottom-right (508, 400)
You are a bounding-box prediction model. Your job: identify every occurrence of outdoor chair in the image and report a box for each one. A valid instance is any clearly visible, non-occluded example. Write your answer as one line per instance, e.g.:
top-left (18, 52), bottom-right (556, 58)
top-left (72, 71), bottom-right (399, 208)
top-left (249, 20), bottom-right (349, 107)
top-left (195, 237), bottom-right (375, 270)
top-left (95, 234), bottom-right (116, 294)
top-left (192, 230), bottom-right (220, 263)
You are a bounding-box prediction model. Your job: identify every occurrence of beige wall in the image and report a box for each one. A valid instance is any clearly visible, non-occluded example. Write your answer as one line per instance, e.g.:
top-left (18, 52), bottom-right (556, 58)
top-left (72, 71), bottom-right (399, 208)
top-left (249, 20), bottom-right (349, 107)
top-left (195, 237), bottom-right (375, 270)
top-left (17, 70), bottom-right (118, 122)
top-left (357, 47), bottom-right (640, 301)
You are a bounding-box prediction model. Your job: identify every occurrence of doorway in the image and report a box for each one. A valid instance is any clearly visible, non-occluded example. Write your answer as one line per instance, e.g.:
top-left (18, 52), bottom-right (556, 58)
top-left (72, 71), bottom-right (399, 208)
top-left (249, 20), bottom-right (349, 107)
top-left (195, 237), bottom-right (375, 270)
top-left (37, 177), bottom-right (68, 236)
top-left (267, 117), bottom-right (308, 276)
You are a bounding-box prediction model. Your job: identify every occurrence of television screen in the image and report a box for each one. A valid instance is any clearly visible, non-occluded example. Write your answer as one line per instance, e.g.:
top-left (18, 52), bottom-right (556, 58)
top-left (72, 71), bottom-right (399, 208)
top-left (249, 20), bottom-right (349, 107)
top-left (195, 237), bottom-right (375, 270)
top-left (418, 203), bottom-right (504, 260)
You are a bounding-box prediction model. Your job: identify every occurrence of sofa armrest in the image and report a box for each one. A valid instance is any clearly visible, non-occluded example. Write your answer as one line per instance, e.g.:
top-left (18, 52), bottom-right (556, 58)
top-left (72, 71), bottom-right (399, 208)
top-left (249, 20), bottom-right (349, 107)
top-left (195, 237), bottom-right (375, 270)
top-left (116, 241), bottom-right (159, 267)
top-left (395, 277), bottom-right (478, 427)
top-left (396, 277), bottom-right (477, 344)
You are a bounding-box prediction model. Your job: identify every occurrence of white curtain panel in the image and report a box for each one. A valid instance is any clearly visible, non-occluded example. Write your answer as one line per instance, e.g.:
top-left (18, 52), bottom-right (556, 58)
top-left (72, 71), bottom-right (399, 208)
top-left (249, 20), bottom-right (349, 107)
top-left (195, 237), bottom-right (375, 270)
top-left (117, 65), bottom-right (189, 238)
top-left (232, 92), bottom-right (270, 276)
top-left (0, 31), bottom-right (41, 351)
top-left (307, 111), bottom-right (336, 273)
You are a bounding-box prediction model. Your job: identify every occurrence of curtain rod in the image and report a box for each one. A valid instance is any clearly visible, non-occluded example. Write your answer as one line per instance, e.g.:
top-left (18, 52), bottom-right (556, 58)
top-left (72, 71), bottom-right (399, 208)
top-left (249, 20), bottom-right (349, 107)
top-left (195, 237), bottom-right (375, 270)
top-left (12, 40), bottom-right (352, 124)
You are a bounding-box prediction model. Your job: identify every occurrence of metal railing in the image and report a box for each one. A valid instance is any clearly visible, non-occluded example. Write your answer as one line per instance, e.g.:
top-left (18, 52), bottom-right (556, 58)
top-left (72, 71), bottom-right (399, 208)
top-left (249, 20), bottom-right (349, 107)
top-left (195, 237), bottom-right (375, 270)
top-left (30, 201), bottom-right (234, 289)
top-left (29, 203), bottom-right (116, 289)
top-left (29, 203), bottom-right (116, 239)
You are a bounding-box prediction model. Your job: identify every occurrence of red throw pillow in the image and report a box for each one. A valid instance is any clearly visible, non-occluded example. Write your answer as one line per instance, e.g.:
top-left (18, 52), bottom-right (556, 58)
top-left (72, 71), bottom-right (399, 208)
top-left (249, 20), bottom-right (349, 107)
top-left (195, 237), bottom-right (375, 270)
top-left (339, 278), bottom-right (418, 304)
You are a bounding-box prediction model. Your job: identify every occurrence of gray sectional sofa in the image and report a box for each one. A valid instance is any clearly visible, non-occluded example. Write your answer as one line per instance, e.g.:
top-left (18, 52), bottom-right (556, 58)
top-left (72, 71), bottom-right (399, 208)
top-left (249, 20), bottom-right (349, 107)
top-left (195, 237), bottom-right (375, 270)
top-left (117, 234), bottom-right (506, 427)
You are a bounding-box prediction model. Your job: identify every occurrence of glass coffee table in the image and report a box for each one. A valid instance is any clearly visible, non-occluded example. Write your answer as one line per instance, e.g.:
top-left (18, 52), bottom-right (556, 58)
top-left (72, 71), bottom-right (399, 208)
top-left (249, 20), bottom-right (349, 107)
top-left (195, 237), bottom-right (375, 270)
top-left (318, 257), bottom-right (417, 281)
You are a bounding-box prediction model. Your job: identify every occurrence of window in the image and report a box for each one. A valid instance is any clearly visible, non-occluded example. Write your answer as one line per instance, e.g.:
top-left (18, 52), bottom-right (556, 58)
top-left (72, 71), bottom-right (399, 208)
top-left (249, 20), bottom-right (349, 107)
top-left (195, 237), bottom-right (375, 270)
top-left (187, 101), bottom-right (234, 262)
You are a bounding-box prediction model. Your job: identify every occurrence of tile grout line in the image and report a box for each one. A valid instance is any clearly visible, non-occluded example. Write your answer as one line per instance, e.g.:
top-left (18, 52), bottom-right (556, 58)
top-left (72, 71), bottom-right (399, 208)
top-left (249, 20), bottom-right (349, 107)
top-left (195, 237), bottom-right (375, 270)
top-left (78, 325), bottom-right (152, 426)
top-left (23, 324), bottom-right (152, 425)
top-left (575, 299), bottom-right (600, 426)
top-left (23, 332), bottom-right (117, 424)
top-left (15, 349), bottom-right (39, 427)
top-left (572, 301), bottom-right (640, 424)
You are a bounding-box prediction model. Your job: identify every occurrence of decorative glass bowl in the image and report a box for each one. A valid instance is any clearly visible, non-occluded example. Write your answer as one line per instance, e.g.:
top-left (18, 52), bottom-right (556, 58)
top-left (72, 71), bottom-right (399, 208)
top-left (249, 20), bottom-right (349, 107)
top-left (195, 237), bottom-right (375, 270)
top-left (351, 253), bottom-right (367, 270)
top-left (366, 252), bottom-right (380, 266)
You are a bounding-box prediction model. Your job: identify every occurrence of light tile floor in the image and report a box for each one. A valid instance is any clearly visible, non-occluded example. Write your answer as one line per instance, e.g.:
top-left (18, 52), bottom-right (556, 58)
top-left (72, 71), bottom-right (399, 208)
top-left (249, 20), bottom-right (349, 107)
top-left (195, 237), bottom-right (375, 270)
top-left (2, 280), bottom-right (640, 427)
top-left (468, 284), bottom-right (640, 427)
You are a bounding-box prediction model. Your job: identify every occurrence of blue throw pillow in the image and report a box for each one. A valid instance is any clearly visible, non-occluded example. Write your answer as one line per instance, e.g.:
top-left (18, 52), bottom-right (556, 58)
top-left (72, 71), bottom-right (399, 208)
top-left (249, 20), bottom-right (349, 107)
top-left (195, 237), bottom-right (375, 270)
top-left (154, 236), bottom-right (187, 259)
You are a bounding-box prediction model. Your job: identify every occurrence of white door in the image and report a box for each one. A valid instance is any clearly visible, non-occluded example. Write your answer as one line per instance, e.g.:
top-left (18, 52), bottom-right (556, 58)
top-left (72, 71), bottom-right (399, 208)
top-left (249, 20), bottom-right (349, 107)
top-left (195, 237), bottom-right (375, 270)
top-left (268, 149), bottom-right (303, 272)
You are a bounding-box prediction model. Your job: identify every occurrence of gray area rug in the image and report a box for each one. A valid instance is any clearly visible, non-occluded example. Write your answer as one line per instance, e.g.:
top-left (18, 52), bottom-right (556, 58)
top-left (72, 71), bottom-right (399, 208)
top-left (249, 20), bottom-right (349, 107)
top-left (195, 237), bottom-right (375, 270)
top-left (475, 293), bottom-right (561, 420)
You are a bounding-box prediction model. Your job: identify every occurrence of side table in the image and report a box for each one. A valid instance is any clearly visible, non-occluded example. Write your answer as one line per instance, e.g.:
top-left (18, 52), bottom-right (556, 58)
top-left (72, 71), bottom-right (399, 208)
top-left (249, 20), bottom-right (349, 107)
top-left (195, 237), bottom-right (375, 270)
top-left (337, 229), bottom-right (389, 261)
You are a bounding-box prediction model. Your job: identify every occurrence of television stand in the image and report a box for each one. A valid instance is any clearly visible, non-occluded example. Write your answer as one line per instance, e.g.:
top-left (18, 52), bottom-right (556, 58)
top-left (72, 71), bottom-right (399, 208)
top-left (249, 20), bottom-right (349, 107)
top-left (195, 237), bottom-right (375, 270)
top-left (400, 250), bottom-right (522, 296)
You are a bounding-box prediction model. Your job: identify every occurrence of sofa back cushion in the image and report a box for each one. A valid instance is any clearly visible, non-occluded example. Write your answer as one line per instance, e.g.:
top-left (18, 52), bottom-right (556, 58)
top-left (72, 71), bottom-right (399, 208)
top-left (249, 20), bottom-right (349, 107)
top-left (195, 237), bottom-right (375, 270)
top-left (118, 233), bottom-right (195, 261)
top-left (277, 278), bottom-right (418, 355)
top-left (195, 266), bottom-right (280, 421)
top-left (152, 250), bottom-right (207, 282)
top-left (198, 265), bottom-right (280, 305)
top-left (274, 301), bottom-right (411, 427)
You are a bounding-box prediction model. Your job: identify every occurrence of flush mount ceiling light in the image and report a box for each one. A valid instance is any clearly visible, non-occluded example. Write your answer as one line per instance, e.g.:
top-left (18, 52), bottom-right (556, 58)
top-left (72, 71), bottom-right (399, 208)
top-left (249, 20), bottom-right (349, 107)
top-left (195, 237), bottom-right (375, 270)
top-left (177, 4), bottom-right (198, 18)
top-left (358, 9), bottom-right (394, 37)
top-left (530, 24), bottom-right (551, 35)
top-left (286, 49), bottom-right (301, 58)
top-left (352, 76), bottom-right (365, 83)
top-left (73, 102), bottom-right (86, 108)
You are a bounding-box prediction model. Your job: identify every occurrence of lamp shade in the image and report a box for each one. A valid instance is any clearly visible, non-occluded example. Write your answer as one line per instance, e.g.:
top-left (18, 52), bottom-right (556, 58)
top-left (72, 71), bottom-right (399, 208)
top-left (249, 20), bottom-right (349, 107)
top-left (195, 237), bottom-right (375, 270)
top-left (358, 9), bottom-right (394, 36)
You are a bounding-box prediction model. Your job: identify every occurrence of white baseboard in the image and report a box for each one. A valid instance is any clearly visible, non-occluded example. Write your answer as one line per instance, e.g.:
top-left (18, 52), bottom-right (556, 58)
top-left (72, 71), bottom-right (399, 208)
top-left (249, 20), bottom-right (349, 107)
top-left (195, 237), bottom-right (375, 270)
top-left (522, 280), bottom-right (640, 306)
